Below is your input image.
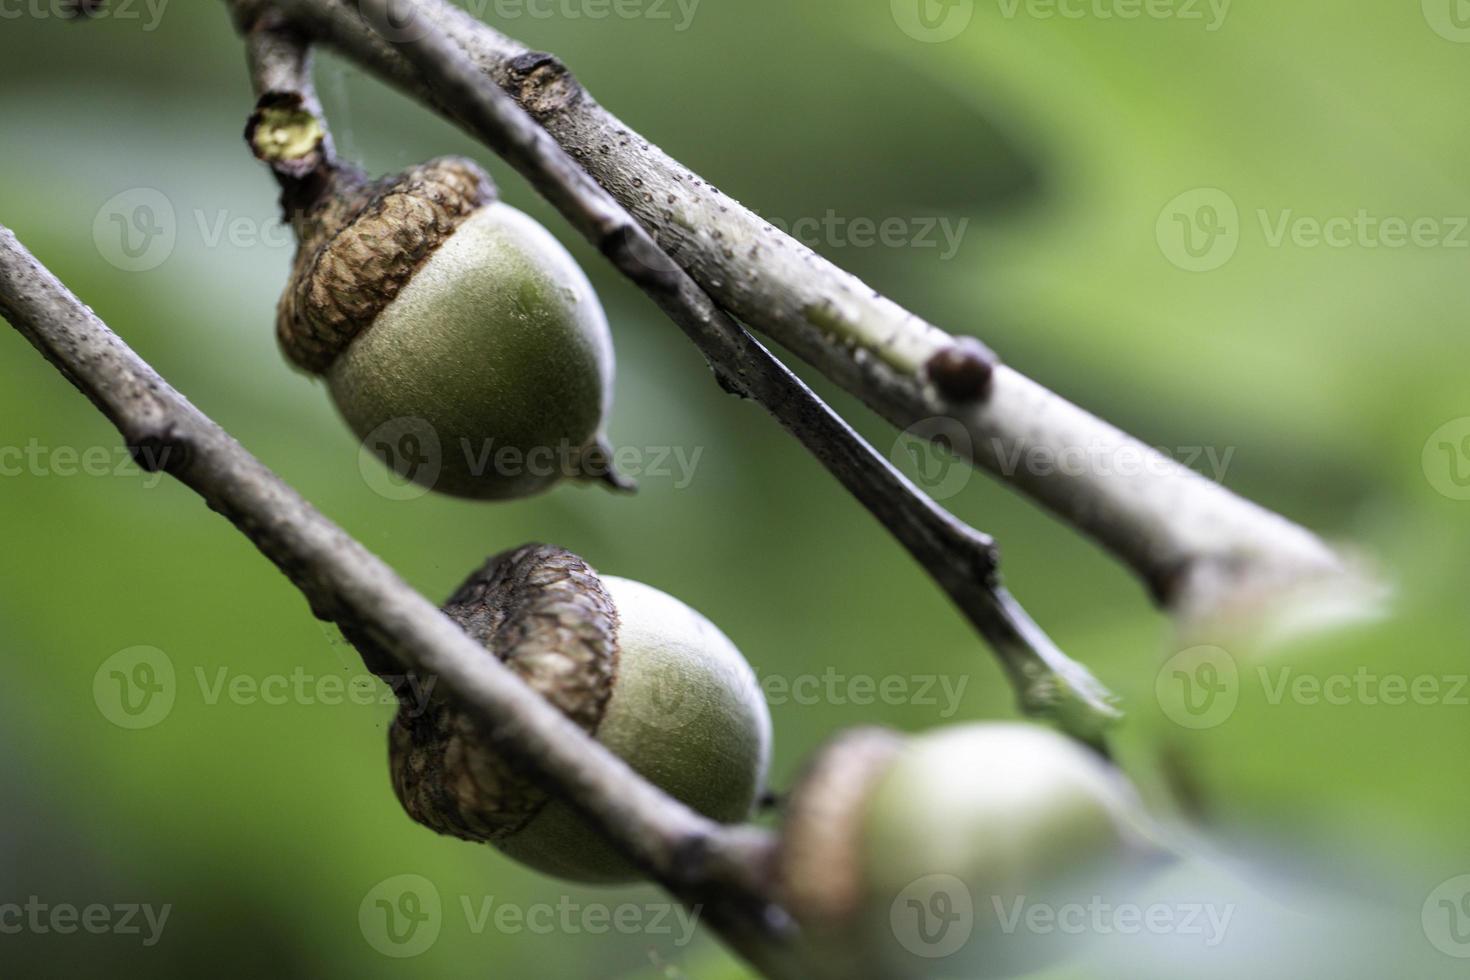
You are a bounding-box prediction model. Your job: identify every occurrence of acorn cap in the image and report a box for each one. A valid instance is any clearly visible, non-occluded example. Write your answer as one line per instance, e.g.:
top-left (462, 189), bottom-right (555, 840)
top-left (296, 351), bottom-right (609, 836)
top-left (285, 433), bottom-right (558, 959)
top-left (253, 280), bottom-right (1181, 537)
top-left (777, 726), bottom-right (906, 930)
top-left (277, 156), bottom-right (497, 374)
top-left (389, 543), bottom-right (621, 843)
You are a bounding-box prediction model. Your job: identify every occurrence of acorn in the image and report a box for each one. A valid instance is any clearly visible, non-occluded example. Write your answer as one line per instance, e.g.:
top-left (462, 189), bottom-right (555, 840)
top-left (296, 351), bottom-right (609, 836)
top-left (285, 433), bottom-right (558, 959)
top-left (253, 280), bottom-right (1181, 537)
top-left (385, 544), bottom-right (772, 884)
top-left (276, 157), bottom-right (617, 499)
top-left (779, 723), bottom-right (1155, 979)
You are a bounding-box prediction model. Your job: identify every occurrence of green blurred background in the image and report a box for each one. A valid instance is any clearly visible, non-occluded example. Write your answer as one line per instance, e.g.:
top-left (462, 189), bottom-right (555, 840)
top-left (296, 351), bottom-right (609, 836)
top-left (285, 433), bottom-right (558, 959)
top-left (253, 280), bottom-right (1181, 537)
top-left (2, 1), bottom-right (1468, 977)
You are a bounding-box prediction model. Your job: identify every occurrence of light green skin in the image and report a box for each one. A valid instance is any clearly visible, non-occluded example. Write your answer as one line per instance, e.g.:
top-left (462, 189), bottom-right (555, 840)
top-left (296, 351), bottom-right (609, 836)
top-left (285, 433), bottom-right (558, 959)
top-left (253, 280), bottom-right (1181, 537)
top-left (857, 724), bottom-right (1141, 979)
top-left (329, 204), bottom-right (614, 500)
top-left (497, 576), bottom-right (773, 884)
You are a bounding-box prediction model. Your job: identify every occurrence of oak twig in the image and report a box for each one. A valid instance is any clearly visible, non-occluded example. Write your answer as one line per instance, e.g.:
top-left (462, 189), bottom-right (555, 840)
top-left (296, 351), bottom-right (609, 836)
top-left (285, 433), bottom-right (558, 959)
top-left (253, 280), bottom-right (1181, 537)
top-left (226, 0), bottom-right (1123, 741)
top-left (245, 0), bottom-right (1362, 627)
top-left (0, 225), bottom-right (818, 979)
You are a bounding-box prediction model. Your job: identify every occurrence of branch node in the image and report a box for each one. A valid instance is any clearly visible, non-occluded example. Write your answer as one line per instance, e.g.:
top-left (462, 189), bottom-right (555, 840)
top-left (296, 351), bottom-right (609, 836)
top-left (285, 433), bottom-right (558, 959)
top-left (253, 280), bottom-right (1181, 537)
top-left (506, 51), bottom-right (583, 119)
top-left (925, 337), bottom-right (997, 404)
top-left (128, 430), bottom-right (189, 475)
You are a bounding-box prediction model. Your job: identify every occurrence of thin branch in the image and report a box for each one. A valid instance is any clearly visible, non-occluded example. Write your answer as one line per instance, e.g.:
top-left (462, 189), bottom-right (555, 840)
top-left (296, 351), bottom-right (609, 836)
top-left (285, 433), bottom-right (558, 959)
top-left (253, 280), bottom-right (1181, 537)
top-left (226, 0), bottom-right (1123, 741)
top-left (0, 224), bottom-right (818, 979)
top-left (251, 0), bottom-right (1364, 625)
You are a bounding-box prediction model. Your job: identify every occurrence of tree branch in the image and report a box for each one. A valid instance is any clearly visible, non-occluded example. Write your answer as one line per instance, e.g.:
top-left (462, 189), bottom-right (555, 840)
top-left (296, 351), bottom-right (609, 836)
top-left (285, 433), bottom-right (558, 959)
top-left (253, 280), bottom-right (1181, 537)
top-left (0, 224), bottom-right (819, 979)
top-left (246, 0), bottom-right (1367, 626)
top-left (226, 0), bottom-right (1123, 742)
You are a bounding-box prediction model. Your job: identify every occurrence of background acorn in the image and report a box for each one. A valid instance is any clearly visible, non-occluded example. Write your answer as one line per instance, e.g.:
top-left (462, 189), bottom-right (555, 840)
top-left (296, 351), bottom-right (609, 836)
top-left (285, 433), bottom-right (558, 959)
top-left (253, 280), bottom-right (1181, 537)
top-left (779, 723), bottom-right (1156, 979)
top-left (276, 157), bottom-right (618, 500)
top-left (382, 543), bottom-right (772, 883)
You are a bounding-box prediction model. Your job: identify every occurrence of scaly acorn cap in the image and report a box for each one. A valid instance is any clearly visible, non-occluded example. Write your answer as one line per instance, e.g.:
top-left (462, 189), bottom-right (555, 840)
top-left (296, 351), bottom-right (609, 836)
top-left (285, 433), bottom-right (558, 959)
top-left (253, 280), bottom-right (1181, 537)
top-left (389, 543), bottom-right (621, 844)
top-left (276, 156), bottom-right (497, 375)
top-left (777, 726), bottom-right (906, 930)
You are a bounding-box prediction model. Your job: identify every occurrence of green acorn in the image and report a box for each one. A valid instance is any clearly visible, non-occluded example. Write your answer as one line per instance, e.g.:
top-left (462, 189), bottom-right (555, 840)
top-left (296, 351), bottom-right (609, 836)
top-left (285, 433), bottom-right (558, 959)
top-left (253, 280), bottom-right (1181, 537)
top-left (277, 157), bottom-right (617, 499)
top-left (387, 544), bottom-right (772, 883)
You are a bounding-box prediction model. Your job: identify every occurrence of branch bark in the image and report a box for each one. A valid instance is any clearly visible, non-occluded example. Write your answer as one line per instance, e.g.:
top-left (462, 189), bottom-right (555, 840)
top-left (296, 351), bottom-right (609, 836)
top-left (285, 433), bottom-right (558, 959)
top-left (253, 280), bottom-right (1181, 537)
top-left (244, 0), bottom-right (1362, 626)
top-left (226, 0), bottom-right (1123, 743)
top-left (0, 224), bottom-right (817, 979)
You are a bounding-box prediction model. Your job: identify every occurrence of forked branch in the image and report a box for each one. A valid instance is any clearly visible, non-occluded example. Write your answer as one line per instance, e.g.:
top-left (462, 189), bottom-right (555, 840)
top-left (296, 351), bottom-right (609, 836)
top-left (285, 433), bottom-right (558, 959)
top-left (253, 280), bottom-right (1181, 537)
top-left (0, 225), bottom-right (819, 978)
top-left (227, 0), bottom-right (1123, 742)
top-left (238, 0), bottom-right (1363, 628)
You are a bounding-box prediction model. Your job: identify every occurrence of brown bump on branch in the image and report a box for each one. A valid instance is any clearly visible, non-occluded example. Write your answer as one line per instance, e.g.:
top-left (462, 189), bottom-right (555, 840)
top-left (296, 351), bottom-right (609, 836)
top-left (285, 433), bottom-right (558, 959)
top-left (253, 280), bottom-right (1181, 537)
top-left (925, 336), bottom-right (998, 403)
top-left (506, 51), bottom-right (585, 119)
top-left (128, 431), bottom-right (190, 476)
